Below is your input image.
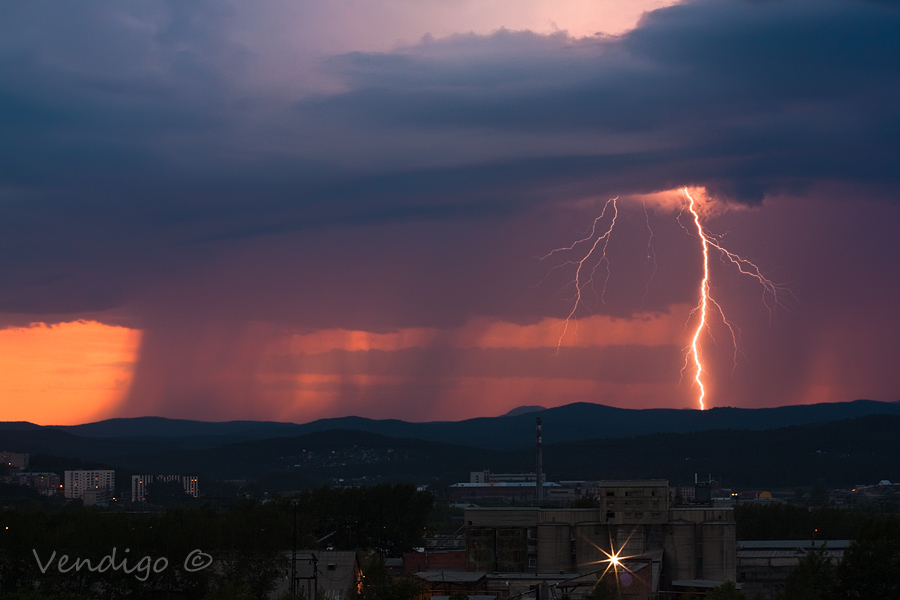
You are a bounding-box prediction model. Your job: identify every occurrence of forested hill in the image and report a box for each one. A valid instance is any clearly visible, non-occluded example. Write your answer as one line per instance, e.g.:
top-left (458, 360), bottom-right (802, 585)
top-left (2, 414), bottom-right (898, 491)
top-left (3, 398), bottom-right (899, 450)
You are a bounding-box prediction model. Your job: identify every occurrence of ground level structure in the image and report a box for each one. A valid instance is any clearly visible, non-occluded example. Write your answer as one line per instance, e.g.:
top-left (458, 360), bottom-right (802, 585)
top-left (462, 480), bottom-right (736, 597)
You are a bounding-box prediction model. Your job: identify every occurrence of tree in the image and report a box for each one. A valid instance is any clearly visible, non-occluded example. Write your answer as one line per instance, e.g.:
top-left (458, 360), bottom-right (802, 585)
top-left (782, 547), bottom-right (836, 600)
top-left (835, 516), bottom-right (900, 599)
top-left (356, 555), bottom-right (426, 600)
top-left (706, 581), bottom-right (744, 600)
top-left (202, 582), bottom-right (258, 600)
top-left (571, 496), bottom-right (600, 508)
top-left (588, 579), bottom-right (623, 600)
top-left (143, 478), bottom-right (192, 506)
top-left (377, 577), bottom-right (427, 600)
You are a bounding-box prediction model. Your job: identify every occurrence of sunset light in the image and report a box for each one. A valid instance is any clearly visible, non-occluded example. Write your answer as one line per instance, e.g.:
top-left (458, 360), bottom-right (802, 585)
top-left (0, 321), bottom-right (141, 425)
top-left (2, 1), bottom-right (899, 594)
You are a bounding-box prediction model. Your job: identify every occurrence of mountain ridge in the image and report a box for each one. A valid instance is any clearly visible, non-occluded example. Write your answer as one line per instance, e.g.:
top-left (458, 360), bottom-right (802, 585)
top-left (2, 399), bottom-right (899, 451)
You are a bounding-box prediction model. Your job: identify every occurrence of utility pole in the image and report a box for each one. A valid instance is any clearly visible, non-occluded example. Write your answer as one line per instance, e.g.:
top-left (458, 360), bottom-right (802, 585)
top-left (536, 417), bottom-right (544, 503)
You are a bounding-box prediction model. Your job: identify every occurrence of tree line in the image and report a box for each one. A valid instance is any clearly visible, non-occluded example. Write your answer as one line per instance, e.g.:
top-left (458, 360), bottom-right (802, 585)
top-left (0, 484), bottom-right (433, 600)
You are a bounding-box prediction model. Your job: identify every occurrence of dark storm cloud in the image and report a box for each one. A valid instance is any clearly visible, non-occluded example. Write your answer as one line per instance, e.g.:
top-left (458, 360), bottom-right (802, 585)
top-left (0, 0), bottom-right (898, 322)
top-left (307, 1), bottom-right (900, 201)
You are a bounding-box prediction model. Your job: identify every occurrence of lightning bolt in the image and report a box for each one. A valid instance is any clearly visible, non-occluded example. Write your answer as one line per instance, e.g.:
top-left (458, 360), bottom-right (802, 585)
top-left (681, 187), bottom-right (786, 410)
top-left (545, 188), bottom-right (787, 410)
top-left (640, 198), bottom-right (658, 308)
top-left (684, 190), bottom-right (712, 411)
top-left (540, 197), bottom-right (619, 349)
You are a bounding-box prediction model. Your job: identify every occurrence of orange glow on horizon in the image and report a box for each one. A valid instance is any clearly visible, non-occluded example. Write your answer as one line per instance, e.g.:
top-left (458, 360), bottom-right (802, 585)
top-left (255, 372), bottom-right (690, 423)
top-left (288, 309), bottom-right (689, 354)
top-left (0, 321), bottom-right (142, 425)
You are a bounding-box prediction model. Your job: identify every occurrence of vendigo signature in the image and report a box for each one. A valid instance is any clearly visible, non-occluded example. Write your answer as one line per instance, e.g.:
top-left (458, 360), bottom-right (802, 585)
top-left (33, 547), bottom-right (214, 582)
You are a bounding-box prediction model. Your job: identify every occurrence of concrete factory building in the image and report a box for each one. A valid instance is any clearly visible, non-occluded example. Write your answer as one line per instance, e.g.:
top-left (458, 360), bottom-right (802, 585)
top-left (464, 480), bottom-right (736, 593)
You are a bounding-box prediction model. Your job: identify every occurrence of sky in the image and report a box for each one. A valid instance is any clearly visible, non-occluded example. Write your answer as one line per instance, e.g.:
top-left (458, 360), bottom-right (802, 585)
top-left (1, 0), bottom-right (899, 425)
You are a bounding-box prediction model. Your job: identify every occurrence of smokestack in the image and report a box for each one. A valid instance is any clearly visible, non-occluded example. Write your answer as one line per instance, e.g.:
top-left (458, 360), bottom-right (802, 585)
top-left (536, 417), bottom-right (543, 502)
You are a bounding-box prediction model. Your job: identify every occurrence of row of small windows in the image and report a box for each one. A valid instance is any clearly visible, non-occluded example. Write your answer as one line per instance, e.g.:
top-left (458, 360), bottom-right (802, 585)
top-left (605, 511), bottom-right (663, 519)
top-left (605, 490), bottom-right (663, 497)
top-left (605, 500), bottom-right (661, 508)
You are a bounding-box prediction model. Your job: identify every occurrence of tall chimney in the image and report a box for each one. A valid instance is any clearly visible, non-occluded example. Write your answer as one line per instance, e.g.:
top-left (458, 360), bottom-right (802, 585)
top-left (536, 417), bottom-right (544, 502)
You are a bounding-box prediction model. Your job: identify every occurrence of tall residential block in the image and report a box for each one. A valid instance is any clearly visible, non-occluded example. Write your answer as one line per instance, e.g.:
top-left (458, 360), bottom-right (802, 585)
top-left (64, 470), bottom-right (115, 505)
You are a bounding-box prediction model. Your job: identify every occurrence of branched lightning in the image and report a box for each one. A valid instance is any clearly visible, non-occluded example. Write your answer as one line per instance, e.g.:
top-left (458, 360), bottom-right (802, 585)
top-left (640, 198), bottom-right (657, 308)
top-left (684, 190), bottom-right (712, 410)
top-left (540, 197), bottom-right (619, 349)
top-left (680, 187), bottom-right (786, 410)
top-left (545, 188), bottom-right (787, 410)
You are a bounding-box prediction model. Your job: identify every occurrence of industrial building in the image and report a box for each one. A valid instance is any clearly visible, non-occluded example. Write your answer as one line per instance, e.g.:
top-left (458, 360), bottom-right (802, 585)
top-left (272, 550), bottom-right (362, 600)
top-left (463, 480), bottom-right (736, 596)
top-left (448, 481), bottom-right (563, 503)
top-left (736, 540), bottom-right (849, 599)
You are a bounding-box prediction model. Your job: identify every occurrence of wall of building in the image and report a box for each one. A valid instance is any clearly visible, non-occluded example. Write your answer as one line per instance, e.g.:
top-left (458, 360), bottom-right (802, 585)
top-left (131, 474), bottom-right (199, 502)
top-left (599, 480), bottom-right (669, 527)
top-left (662, 508), bottom-right (737, 586)
top-left (0, 452), bottom-right (29, 470)
top-left (736, 541), bottom-right (848, 600)
top-left (464, 490), bottom-right (736, 587)
top-left (64, 470), bottom-right (115, 504)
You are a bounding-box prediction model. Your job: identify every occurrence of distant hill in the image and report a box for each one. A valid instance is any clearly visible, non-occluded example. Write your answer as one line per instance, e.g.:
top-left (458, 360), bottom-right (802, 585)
top-left (2, 413), bottom-right (898, 490)
top-left (61, 416), bottom-right (298, 440)
top-left (3, 399), bottom-right (899, 451)
top-left (543, 413), bottom-right (900, 488)
top-left (0, 421), bottom-right (42, 431)
top-left (502, 406), bottom-right (547, 417)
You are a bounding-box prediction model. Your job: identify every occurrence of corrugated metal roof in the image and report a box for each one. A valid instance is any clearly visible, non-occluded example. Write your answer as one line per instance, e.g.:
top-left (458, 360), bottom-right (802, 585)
top-left (416, 571), bottom-right (487, 583)
top-left (737, 550), bottom-right (845, 559)
top-left (450, 482), bottom-right (562, 488)
top-left (672, 580), bottom-right (741, 589)
top-left (737, 540), bottom-right (852, 549)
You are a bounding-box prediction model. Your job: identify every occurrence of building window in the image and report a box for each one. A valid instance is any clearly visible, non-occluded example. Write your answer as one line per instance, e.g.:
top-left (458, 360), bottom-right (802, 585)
top-left (327, 564), bottom-right (337, 571)
top-left (528, 557), bottom-right (536, 569)
top-left (606, 511), bottom-right (615, 519)
top-left (652, 512), bottom-right (661, 518)
top-left (606, 491), bottom-right (615, 497)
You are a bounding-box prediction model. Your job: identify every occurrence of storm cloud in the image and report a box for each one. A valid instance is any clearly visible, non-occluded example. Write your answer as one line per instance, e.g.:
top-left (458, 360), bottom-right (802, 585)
top-left (1, 0), bottom-right (899, 421)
